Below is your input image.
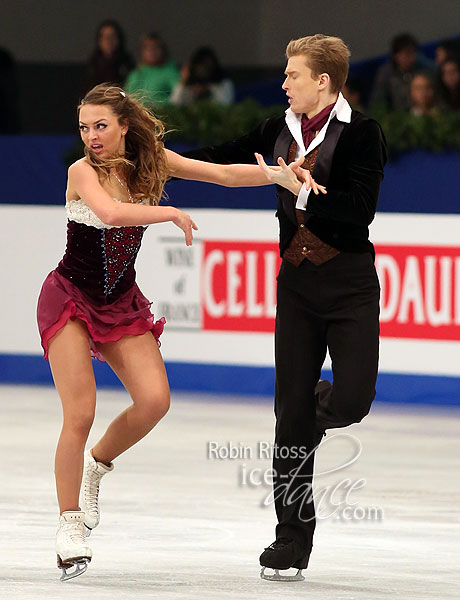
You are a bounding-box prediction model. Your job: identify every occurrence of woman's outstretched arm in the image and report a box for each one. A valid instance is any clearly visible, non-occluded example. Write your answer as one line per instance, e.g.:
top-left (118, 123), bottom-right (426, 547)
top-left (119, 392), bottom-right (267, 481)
top-left (165, 148), bottom-right (285, 187)
top-left (165, 148), bottom-right (325, 195)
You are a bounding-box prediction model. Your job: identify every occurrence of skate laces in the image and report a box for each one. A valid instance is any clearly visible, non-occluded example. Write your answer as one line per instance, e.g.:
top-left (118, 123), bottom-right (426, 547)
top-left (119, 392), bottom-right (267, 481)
top-left (266, 537), bottom-right (292, 551)
top-left (84, 469), bottom-right (103, 513)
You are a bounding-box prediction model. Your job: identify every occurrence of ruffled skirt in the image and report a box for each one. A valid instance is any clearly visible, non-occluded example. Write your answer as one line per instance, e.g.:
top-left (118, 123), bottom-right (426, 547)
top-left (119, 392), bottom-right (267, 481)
top-left (37, 270), bottom-right (165, 362)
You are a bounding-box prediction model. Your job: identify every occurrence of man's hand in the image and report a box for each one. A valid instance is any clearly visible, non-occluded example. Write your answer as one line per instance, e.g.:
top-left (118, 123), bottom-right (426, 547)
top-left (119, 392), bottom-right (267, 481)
top-left (255, 153), bottom-right (304, 195)
top-left (290, 163), bottom-right (327, 196)
top-left (255, 153), bottom-right (327, 196)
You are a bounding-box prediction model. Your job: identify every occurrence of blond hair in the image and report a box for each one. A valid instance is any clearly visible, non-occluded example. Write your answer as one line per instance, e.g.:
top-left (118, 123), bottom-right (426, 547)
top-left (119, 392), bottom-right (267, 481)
top-left (78, 84), bottom-right (168, 205)
top-left (286, 34), bottom-right (350, 94)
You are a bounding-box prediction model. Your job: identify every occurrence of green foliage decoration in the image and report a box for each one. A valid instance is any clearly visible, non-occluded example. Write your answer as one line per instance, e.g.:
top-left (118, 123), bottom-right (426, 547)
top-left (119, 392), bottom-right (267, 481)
top-left (63, 99), bottom-right (460, 166)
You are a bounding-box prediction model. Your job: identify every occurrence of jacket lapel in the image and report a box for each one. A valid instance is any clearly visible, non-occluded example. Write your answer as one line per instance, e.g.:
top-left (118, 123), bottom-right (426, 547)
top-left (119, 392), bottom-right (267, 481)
top-left (273, 123), bottom-right (293, 164)
top-left (273, 125), bottom-right (297, 224)
top-left (311, 117), bottom-right (345, 186)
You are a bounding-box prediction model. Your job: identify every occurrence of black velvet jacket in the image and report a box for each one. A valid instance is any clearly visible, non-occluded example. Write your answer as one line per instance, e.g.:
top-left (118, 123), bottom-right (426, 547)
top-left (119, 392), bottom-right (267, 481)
top-left (182, 111), bottom-right (387, 256)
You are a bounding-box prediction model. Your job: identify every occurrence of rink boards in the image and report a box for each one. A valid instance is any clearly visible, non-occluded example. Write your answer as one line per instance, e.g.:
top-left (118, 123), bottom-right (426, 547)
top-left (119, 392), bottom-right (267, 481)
top-left (0, 206), bottom-right (459, 404)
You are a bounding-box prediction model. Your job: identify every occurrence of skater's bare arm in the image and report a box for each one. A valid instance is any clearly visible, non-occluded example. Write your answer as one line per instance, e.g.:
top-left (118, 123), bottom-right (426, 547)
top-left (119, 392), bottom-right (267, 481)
top-left (68, 160), bottom-right (197, 245)
top-left (165, 148), bottom-right (279, 187)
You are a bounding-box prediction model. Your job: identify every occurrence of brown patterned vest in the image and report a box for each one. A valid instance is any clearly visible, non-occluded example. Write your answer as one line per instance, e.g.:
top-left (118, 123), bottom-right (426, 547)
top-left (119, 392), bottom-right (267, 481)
top-left (282, 139), bottom-right (340, 267)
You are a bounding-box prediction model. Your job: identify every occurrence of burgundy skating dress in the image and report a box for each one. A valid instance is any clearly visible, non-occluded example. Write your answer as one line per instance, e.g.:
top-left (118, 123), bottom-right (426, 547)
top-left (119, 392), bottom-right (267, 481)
top-left (37, 198), bottom-right (165, 362)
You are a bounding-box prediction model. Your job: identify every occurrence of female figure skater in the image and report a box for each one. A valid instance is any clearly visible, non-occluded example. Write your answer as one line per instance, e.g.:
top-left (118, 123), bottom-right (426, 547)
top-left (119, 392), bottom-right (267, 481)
top-left (37, 83), bottom-right (311, 581)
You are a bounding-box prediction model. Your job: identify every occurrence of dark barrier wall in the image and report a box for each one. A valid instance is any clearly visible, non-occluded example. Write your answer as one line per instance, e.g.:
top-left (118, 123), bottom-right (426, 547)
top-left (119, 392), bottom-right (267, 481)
top-left (2, 1), bottom-right (459, 66)
top-left (0, 136), bottom-right (459, 214)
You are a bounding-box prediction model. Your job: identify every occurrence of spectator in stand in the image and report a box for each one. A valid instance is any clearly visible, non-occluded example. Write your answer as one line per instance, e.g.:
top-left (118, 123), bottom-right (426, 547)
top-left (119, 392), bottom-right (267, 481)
top-left (125, 33), bottom-right (179, 107)
top-left (437, 58), bottom-right (460, 110)
top-left (0, 46), bottom-right (20, 133)
top-left (170, 46), bottom-right (235, 106)
top-left (342, 77), bottom-right (364, 112)
top-left (81, 20), bottom-right (135, 95)
top-left (409, 72), bottom-right (438, 116)
top-left (370, 33), bottom-right (433, 111)
top-left (435, 39), bottom-right (460, 66)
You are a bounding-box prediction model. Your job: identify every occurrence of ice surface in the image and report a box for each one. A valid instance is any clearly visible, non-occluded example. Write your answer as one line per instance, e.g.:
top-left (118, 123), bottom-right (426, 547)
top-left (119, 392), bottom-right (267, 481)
top-left (0, 384), bottom-right (459, 599)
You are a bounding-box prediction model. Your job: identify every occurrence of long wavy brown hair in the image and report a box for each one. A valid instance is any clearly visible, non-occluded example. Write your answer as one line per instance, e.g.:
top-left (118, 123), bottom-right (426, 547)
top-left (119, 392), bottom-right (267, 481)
top-left (78, 83), bottom-right (168, 205)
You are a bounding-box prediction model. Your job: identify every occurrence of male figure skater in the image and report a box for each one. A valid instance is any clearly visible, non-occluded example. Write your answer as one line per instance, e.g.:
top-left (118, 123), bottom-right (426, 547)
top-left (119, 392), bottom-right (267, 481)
top-left (183, 34), bottom-right (387, 580)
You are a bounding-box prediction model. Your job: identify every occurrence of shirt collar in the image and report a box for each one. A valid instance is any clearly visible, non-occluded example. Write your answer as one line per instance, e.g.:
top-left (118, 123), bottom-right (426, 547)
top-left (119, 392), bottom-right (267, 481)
top-left (284, 92), bottom-right (352, 154)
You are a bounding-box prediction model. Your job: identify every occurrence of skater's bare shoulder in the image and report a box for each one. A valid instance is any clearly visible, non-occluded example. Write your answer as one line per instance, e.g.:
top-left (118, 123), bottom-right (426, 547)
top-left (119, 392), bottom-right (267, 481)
top-left (66, 159), bottom-right (115, 223)
top-left (67, 157), bottom-right (98, 181)
top-left (66, 159), bottom-right (94, 202)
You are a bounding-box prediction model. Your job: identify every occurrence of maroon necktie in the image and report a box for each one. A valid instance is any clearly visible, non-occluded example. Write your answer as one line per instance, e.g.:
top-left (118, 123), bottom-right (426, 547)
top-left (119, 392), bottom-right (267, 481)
top-left (301, 102), bottom-right (335, 150)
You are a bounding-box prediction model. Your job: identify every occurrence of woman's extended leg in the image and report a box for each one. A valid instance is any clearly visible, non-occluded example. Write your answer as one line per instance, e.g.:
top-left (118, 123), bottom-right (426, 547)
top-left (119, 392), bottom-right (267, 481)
top-left (48, 318), bottom-right (96, 514)
top-left (90, 331), bottom-right (170, 464)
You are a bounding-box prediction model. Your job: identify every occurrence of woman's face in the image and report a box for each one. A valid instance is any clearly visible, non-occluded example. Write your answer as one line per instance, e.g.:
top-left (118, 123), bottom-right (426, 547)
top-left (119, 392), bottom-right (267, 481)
top-left (98, 25), bottom-right (119, 56)
top-left (410, 75), bottom-right (434, 108)
top-left (442, 61), bottom-right (460, 90)
top-left (79, 104), bottom-right (127, 159)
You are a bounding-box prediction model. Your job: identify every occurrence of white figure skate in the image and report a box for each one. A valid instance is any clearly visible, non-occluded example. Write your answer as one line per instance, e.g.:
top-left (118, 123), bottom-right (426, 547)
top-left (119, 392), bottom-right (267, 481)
top-left (80, 449), bottom-right (114, 536)
top-left (56, 510), bottom-right (92, 581)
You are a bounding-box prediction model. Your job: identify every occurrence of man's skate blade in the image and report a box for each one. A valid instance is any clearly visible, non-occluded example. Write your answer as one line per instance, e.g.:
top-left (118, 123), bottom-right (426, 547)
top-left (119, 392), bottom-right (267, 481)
top-left (260, 567), bottom-right (305, 582)
top-left (57, 556), bottom-right (90, 581)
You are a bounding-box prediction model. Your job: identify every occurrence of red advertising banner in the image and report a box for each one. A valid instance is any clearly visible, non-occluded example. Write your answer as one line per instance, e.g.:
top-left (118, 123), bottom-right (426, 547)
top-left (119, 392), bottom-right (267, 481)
top-left (375, 244), bottom-right (460, 340)
top-left (201, 240), bottom-right (460, 341)
top-left (202, 241), bottom-right (281, 332)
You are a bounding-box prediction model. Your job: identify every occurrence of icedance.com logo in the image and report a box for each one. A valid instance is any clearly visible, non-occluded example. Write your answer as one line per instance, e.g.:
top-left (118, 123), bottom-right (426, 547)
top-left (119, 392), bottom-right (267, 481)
top-left (206, 434), bottom-right (384, 523)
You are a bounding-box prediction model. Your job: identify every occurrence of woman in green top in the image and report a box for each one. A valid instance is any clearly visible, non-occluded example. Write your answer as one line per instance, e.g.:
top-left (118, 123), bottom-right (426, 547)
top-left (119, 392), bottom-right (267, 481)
top-left (125, 33), bottom-right (180, 106)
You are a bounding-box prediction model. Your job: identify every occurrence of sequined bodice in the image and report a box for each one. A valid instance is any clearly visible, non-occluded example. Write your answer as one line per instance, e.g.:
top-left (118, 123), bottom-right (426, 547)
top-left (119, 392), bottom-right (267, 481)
top-left (56, 199), bottom-right (149, 305)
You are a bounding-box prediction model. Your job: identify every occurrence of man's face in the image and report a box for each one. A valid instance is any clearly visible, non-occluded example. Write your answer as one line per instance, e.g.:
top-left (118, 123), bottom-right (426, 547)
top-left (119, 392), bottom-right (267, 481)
top-left (282, 55), bottom-right (322, 114)
top-left (394, 47), bottom-right (417, 73)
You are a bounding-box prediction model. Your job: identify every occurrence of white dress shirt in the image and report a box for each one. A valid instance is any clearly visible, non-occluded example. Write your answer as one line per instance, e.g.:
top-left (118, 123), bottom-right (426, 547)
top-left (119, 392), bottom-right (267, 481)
top-left (284, 92), bottom-right (352, 210)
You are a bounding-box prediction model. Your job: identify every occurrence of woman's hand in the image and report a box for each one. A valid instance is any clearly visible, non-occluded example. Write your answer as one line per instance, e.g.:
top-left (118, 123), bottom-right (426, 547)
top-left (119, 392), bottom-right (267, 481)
top-left (255, 153), bottom-right (327, 196)
top-left (172, 208), bottom-right (198, 246)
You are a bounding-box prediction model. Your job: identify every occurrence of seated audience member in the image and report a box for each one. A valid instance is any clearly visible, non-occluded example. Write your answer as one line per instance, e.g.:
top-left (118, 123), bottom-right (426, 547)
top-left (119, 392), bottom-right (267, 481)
top-left (170, 46), bottom-right (235, 106)
top-left (342, 77), bottom-right (364, 112)
top-left (409, 72), bottom-right (438, 116)
top-left (125, 33), bottom-right (179, 106)
top-left (437, 58), bottom-right (460, 110)
top-left (370, 33), bottom-right (433, 111)
top-left (81, 19), bottom-right (135, 94)
top-left (435, 39), bottom-right (460, 66)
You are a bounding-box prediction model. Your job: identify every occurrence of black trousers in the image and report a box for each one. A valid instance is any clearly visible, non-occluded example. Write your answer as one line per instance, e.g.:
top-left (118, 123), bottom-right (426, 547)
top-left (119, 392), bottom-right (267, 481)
top-left (272, 252), bottom-right (380, 551)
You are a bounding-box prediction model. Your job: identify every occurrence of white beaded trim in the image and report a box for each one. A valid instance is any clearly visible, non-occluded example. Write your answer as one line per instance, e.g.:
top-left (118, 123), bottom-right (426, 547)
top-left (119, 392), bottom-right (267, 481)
top-left (65, 198), bottom-right (149, 229)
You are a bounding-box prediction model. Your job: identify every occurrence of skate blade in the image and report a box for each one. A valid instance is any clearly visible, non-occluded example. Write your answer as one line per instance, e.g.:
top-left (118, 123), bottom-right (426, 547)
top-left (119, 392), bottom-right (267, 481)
top-left (57, 556), bottom-right (90, 581)
top-left (260, 567), bottom-right (305, 582)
